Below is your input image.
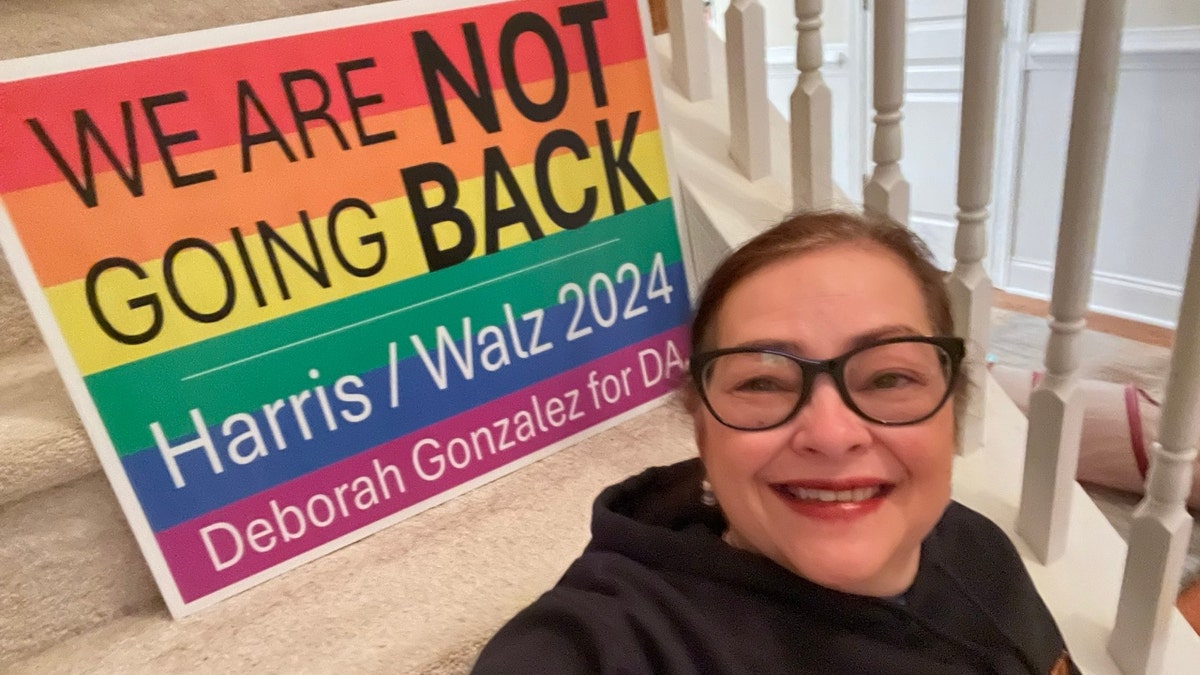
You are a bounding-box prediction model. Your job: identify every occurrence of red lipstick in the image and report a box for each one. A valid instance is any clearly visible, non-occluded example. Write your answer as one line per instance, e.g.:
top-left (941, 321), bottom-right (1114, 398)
top-left (770, 481), bottom-right (894, 521)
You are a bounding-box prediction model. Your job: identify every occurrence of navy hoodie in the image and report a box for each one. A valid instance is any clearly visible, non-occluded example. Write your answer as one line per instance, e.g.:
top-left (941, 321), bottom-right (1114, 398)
top-left (473, 459), bottom-right (1079, 674)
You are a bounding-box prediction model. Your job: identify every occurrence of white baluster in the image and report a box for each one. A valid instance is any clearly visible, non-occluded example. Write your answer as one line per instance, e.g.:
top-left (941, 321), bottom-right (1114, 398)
top-left (947, 0), bottom-right (1003, 455)
top-left (1016, 0), bottom-right (1127, 564)
top-left (1109, 205), bottom-right (1200, 675)
top-left (863, 0), bottom-right (909, 226)
top-left (791, 0), bottom-right (832, 207)
top-left (726, 0), bottom-right (770, 181)
top-left (668, 0), bottom-right (712, 101)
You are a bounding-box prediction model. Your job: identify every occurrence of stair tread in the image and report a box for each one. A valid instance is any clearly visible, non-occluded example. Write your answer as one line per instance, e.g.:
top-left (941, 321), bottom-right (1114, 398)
top-left (2, 403), bottom-right (696, 672)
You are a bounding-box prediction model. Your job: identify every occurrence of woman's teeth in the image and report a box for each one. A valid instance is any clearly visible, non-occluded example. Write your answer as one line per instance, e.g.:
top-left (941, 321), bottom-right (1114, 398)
top-left (785, 486), bottom-right (881, 502)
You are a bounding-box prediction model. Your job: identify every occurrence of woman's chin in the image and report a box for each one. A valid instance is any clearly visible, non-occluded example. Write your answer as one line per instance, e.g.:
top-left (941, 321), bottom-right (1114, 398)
top-left (784, 548), bottom-right (917, 598)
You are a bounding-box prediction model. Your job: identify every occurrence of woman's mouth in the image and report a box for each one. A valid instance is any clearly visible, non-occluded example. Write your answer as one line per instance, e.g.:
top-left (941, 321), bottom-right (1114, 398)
top-left (770, 482), bottom-right (894, 520)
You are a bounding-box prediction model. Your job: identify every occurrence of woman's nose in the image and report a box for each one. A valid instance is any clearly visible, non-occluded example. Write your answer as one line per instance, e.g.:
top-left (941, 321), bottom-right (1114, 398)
top-left (790, 376), bottom-right (872, 456)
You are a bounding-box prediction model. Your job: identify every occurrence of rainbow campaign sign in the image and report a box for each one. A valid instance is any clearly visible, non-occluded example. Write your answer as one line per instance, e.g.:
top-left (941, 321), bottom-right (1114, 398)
top-left (0, 0), bottom-right (690, 616)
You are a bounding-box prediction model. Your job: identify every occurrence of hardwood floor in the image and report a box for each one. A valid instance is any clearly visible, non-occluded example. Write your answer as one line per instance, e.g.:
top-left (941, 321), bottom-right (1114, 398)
top-left (993, 290), bottom-right (1175, 348)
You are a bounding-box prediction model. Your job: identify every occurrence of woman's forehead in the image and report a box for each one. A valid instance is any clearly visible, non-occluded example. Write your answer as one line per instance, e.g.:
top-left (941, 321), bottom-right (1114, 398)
top-left (712, 245), bottom-right (932, 349)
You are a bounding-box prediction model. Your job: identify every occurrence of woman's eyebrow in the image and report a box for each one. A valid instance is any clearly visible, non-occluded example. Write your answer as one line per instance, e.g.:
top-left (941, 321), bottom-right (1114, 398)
top-left (728, 326), bottom-right (926, 354)
top-left (846, 325), bottom-right (926, 350)
top-left (732, 338), bottom-right (802, 352)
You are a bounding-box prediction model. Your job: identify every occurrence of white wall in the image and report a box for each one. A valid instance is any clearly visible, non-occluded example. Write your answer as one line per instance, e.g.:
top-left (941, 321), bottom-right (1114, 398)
top-left (1006, 28), bottom-right (1200, 326)
top-left (1032, 0), bottom-right (1200, 33)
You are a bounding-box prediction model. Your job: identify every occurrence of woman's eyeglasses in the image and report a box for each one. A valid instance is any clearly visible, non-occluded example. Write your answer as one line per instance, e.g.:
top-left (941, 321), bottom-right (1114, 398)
top-left (690, 336), bottom-right (965, 431)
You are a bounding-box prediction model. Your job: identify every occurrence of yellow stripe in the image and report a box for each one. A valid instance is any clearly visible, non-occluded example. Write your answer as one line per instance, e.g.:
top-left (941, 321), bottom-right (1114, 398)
top-left (49, 131), bottom-right (669, 375)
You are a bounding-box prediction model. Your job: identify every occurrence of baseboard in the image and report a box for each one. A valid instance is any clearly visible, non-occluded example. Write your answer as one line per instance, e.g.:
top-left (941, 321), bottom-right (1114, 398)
top-left (993, 289), bottom-right (1175, 348)
top-left (1027, 26), bottom-right (1200, 71)
top-left (1005, 257), bottom-right (1181, 328)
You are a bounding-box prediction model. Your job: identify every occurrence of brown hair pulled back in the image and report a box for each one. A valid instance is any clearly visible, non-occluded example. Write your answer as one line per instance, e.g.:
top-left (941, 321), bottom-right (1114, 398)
top-left (690, 210), bottom-right (954, 357)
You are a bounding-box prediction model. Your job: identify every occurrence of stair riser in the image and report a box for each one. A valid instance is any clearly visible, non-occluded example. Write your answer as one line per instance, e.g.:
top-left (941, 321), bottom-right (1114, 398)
top-left (0, 257), bottom-right (43, 357)
top-left (0, 347), bottom-right (98, 508)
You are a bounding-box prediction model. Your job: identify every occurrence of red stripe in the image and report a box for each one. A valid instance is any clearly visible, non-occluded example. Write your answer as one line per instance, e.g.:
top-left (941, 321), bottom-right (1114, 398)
top-left (1125, 384), bottom-right (1150, 479)
top-left (0, 0), bottom-right (645, 192)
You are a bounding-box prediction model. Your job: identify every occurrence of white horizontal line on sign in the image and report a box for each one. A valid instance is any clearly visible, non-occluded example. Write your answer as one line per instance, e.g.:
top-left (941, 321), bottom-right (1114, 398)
top-left (181, 238), bottom-right (622, 382)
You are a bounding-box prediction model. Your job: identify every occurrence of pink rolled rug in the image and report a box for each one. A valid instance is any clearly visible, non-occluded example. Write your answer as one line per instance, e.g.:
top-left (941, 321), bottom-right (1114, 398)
top-left (989, 363), bottom-right (1200, 510)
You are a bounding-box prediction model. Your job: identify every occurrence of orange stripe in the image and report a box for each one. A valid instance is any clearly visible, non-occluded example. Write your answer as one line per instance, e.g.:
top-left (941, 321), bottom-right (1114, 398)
top-left (4, 59), bottom-right (658, 288)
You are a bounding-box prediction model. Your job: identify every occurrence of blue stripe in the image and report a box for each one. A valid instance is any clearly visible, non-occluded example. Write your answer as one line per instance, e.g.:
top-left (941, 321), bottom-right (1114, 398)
top-left (123, 261), bottom-right (690, 531)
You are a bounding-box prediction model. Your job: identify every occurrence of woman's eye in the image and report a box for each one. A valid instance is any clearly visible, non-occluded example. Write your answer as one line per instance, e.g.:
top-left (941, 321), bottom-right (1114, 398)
top-left (868, 372), bottom-right (916, 390)
top-left (736, 377), bottom-right (788, 392)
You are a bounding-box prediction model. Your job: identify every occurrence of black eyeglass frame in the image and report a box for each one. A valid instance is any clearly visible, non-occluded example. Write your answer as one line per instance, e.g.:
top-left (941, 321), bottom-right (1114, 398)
top-left (689, 335), bottom-right (966, 431)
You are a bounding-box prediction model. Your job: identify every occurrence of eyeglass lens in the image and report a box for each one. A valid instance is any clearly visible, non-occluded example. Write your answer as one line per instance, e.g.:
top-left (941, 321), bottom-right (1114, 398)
top-left (700, 341), bottom-right (953, 429)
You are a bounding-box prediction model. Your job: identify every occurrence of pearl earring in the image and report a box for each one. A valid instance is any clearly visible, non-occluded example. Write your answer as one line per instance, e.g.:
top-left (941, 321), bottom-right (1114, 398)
top-left (700, 479), bottom-right (718, 506)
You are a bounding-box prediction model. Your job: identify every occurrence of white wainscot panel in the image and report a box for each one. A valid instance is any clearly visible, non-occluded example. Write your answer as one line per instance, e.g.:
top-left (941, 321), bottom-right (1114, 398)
top-left (1010, 70), bottom-right (1072, 265)
top-left (904, 94), bottom-right (962, 269)
top-left (1008, 39), bottom-right (1200, 326)
top-left (907, 0), bottom-right (965, 22)
top-left (906, 19), bottom-right (965, 63)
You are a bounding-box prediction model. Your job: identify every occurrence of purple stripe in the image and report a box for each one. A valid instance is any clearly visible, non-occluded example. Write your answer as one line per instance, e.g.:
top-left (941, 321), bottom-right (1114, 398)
top-left (157, 326), bottom-right (689, 602)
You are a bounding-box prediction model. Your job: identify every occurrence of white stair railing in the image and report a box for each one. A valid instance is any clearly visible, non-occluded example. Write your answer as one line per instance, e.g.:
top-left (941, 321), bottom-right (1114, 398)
top-left (725, 0), bottom-right (770, 180)
top-left (668, 0), bottom-right (712, 101)
top-left (791, 0), bottom-right (833, 208)
top-left (946, 0), bottom-right (1002, 456)
top-left (1016, 0), bottom-right (1128, 564)
top-left (863, 0), bottom-right (909, 226)
top-left (657, 0), bottom-right (1200, 669)
top-left (1109, 200), bottom-right (1200, 674)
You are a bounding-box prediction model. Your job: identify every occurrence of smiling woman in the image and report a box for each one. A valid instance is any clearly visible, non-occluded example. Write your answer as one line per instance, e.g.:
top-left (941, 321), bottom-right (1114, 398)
top-left (472, 211), bottom-right (1079, 674)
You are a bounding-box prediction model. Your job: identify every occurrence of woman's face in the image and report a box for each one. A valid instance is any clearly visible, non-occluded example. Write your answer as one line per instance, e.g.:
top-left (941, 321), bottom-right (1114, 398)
top-left (694, 243), bottom-right (955, 597)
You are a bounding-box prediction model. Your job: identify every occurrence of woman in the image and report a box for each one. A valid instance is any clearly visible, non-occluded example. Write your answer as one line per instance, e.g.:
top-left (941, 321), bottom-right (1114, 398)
top-left (473, 211), bottom-right (1078, 674)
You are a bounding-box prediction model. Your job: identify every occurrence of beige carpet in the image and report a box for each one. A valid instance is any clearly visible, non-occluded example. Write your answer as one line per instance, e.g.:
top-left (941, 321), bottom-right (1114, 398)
top-left (989, 308), bottom-right (1200, 589)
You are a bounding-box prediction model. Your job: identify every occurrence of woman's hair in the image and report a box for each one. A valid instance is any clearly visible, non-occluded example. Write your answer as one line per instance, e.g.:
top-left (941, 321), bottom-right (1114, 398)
top-left (690, 210), bottom-right (953, 354)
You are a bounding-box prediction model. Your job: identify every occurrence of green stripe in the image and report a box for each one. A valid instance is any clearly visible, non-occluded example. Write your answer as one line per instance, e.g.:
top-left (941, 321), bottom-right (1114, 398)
top-left (86, 200), bottom-right (682, 455)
